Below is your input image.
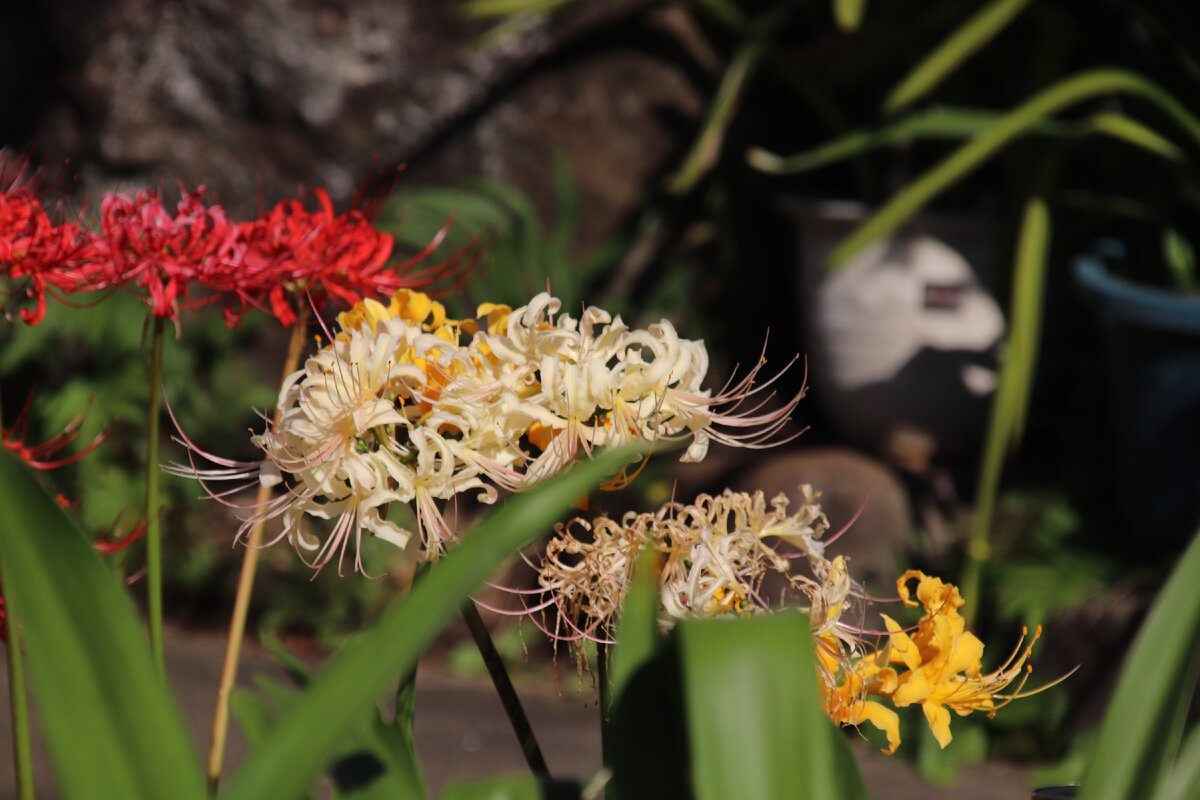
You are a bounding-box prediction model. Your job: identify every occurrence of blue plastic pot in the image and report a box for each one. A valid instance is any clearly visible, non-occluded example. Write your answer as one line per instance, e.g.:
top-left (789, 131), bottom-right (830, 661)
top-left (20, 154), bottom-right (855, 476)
top-left (1074, 243), bottom-right (1200, 549)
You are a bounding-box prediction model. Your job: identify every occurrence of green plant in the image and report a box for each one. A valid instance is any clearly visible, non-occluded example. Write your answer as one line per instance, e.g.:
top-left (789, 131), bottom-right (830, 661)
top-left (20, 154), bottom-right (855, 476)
top-left (0, 442), bottom-right (640, 799)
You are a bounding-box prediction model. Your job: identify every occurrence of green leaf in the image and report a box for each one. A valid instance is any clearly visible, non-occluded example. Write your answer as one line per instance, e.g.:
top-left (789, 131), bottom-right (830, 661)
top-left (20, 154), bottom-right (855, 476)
top-left (666, 38), bottom-right (769, 196)
top-left (676, 613), bottom-right (869, 800)
top-left (747, 106), bottom-right (1037, 174)
top-left (1005, 193), bottom-right (1051, 448)
top-left (830, 68), bottom-right (1200, 270)
top-left (608, 546), bottom-right (662, 709)
top-left (832, 0), bottom-right (866, 32)
top-left (1077, 529), bottom-right (1200, 800)
top-left (0, 449), bottom-right (206, 800)
top-left (221, 445), bottom-right (642, 800)
top-left (883, 0), bottom-right (1034, 114)
top-left (441, 775), bottom-right (581, 800)
top-left (961, 192), bottom-right (1051, 623)
top-left (457, 0), bottom-right (577, 18)
top-left (1086, 112), bottom-right (1185, 162)
top-left (750, 108), bottom-right (1181, 176)
top-left (1160, 724), bottom-right (1200, 800)
top-left (1163, 227), bottom-right (1198, 295)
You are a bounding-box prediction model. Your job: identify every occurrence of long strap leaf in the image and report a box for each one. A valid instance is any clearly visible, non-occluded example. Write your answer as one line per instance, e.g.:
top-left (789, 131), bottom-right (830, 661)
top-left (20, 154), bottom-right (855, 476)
top-left (0, 449), bottom-right (206, 800)
top-left (829, 68), bottom-right (1200, 269)
top-left (677, 613), bottom-right (869, 800)
top-left (882, 0), bottom-right (1034, 114)
top-left (221, 445), bottom-right (640, 800)
top-left (1077, 530), bottom-right (1200, 800)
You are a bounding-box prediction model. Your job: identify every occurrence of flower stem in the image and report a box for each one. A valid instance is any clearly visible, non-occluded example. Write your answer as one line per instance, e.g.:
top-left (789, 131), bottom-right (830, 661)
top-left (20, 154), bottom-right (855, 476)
top-left (597, 639), bottom-right (611, 766)
top-left (5, 610), bottom-right (34, 800)
top-left (145, 314), bottom-right (166, 674)
top-left (205, 319), bottom-right (308, 793)
top-left (460, 600), bottom-right (549, 777)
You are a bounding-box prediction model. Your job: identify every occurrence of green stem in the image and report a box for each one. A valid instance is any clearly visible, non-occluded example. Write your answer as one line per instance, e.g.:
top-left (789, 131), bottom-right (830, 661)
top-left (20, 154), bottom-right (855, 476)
top-left (5, 607), bottom-right (34, 800)
top-left (144, 315), bottom-right (166, 673)
top-left (597, 639), bottom-right (611, 767)
top-left (460, 600), bottom-right (549, 777)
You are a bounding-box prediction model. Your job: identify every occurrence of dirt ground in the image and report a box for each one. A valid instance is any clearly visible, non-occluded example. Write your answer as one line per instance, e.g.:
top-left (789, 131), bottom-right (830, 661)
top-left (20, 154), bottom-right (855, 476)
top-left (0, 627), bottom-right (1038, 799)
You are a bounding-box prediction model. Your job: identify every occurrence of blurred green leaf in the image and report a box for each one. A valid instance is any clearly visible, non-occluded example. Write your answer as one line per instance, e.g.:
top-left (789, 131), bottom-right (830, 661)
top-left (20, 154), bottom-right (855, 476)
top-left (608, 546), bottom-right (661, 708)
top-left (833, 0), bottom-right (866, 32)
top-left (221, 445), bottom-right (642, 800)
top-left (1077, 529), bottom-right (1200, 800)
top-left (830, 68), bottom-right (1200, 270)
top-left (748, 106), bottom-right (1040, 174)
top-left (1161, 724), bottom-right (1200, 800)
top-left (0, 449), bottom-right (206, 800)
top-left (883, 0), bottom-right (1034, 114)
top-left (667, 38), bottom-right (769, 196)
top-left (1006, 193), bottom-right (1051, 447)
top-left (961, 192), bottom-right (1051, 622)
top-left (749, 107), bottom-right (1175, 176)
top-left (677, 612), bottom-right (869, 800)
top-left (1163, 227), bottom-right (1198, 294)
top-left (1086, 112), bottom-right (1185, 161)
top-left (441, 775), bottom-right (582, 800)
top-left (458, 0), bottom-right (577, 18)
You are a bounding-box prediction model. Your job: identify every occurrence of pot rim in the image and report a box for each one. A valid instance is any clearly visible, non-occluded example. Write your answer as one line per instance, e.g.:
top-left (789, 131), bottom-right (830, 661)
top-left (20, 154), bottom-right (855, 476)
top-left (1074, 249), bottom-right (1200, 333)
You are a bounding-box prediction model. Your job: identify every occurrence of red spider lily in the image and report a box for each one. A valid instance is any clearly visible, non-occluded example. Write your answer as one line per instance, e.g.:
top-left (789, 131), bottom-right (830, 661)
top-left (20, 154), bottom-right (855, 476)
top-left (0, 186), bottom-right (102, 325)
top-left (97, 187), bottom-right (240, 320)
top-left (229, 187), bottom-right (481, 327)
top-left (2, 392), bottom-right (106, 470)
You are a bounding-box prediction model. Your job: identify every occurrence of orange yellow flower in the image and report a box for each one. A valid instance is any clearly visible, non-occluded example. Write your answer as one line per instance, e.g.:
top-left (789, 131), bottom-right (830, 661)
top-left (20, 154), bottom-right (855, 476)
top-left (878, 571), bottom-right (1041, 748)
top-left (815, 633), bottom-right (901, 754)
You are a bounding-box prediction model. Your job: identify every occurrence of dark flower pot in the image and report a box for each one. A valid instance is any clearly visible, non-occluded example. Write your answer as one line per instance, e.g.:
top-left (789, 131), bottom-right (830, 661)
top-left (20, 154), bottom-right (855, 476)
top-left (1075, 242), bottom-right (1200, 549)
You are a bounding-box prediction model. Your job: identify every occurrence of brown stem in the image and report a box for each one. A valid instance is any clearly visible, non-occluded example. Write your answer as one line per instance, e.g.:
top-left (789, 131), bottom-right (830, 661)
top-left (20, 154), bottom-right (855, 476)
top-left (204, 318), bottom-right (308, 793)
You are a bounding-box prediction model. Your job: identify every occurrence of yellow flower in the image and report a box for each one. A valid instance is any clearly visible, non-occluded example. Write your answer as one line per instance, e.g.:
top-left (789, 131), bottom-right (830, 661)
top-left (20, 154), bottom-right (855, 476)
top-left (814, 634), bottom-right (901, 754)
top-left (878, 571), bottom-right (1042, 748)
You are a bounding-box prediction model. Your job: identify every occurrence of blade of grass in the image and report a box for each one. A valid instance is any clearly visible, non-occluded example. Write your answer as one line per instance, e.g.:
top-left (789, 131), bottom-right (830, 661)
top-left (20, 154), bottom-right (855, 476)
top-left (1077, 529), bottom-right (1200, 800)
top-left (677, 613), bottom-right (869, 800)
top-left (0, 449), bottom-right (205, 800)
top-left (883, 0), bottom-right (1034, 114)
top-left (4, 609), bottom-right (34, 800)
top-left (666, 37), bottom-right (769, 196)
top-left (220, 446), bottom-right (641, 800)
top-left (1163, 227), bottom-right (1198, 295)
top-left (961, 193), bottom-right (1050, 624)
top-left (748, 106), bottom-right (1176, 175)
top-left (747, 106), bottom-right (1045, 174)
top-left (830, 68), bottom-right (1200, 270)
top-left (1159, 724), bottom-right (1200, 800)
top-left (457, 0), bottom-right (577, 18)
top-left (1085, 112), bottom-right (1185, 161)
top-left (441, 775), bottom-right (582, 800)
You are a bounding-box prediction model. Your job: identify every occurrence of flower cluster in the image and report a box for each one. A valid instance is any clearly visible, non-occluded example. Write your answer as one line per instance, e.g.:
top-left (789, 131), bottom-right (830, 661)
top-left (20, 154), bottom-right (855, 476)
top-left (171, 289), bottom-right (802, 573)
top-left (1, 172), bottom-right (473, 327)
top-left (507, 486), bottom-right (1051, 754)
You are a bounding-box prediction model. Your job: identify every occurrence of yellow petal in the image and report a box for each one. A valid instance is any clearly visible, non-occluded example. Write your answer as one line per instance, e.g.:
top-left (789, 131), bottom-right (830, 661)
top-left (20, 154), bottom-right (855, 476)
top-left (393, 289), bottom-right (433, 323)
top-left (857, 700), bottom-right (902, 755)
top-left (923, 701), bottom-right (953, 748)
